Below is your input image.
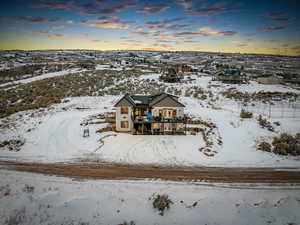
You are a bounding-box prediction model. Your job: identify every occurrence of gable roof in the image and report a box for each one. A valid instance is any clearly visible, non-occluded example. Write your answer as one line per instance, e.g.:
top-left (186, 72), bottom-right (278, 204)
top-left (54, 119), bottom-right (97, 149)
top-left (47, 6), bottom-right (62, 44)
top-left (114, 93), bottom-right (184, 107)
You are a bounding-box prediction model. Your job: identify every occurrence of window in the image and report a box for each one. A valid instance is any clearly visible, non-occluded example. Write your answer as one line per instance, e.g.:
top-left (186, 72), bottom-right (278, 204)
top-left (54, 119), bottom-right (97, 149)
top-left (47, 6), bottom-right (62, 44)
top-left (121, 121), bottom-right (129, 128)
top-left (121, 107), bottom-right (128, 114)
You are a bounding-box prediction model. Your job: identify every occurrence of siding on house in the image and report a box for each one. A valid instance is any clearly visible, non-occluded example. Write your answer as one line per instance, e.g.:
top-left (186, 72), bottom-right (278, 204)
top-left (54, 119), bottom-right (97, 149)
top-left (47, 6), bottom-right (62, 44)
top-left (115, 106), bottom-right (134, 132)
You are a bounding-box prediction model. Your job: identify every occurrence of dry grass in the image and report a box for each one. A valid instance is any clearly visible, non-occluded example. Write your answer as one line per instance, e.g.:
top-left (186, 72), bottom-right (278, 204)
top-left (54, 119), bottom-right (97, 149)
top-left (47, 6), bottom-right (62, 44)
top-left (240, 110), bottom-right (253, 118)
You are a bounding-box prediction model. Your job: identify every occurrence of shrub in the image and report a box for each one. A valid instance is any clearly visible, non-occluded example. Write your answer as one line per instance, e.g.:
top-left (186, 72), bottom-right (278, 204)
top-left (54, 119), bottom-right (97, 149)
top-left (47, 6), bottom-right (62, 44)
top-left (118, 221), bottom-right (136, 225)
top-left (272, 133), bottom-right (300, 156)
top-left (258, 133), bottom-right (300, 156)
top-left (240, 110), bottom-right (253, 118)
top-left (0, 139), bottom-right (24, 152)
top-left (257, 115), bottom-right (274, 132)
top-left (23, 184), bottom-right (34, 193)
top-left (152, 194), bottom-right (173, 216)
top-left (258, 142), bottom-right (271, 152)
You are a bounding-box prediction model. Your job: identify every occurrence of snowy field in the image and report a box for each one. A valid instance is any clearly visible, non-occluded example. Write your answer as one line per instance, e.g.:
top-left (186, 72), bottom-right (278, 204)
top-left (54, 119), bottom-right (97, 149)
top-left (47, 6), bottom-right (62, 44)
top-left (0, 170), bottom-right (299, 225)
top-left (0, 68), bottom-right (86, 88)
top-left (1, 87), bottom-right (300, 167)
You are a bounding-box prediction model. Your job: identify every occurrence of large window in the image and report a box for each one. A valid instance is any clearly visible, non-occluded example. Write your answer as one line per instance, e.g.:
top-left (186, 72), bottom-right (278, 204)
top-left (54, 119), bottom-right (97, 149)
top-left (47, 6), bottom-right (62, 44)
top-left (121, 121), bottom-right (129, 128)
top-left (121, 107), bottom-right (128, 114)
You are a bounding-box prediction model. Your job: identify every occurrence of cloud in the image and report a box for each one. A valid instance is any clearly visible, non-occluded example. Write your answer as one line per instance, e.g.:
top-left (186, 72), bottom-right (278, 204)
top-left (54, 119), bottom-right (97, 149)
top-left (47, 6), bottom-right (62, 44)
top-left (171, 31), bottom-right (209, 38)
top-left (65, 20), bottom-right (87, 24)
top-left (201, 18), bottom-right (218, 23)
top-left (270, 17), bottom-right (296, 22)
top-left (239, 33), bottom-right (255, 37)
top-left (15, 16), bottom-right (62, 24)
top-left (29, 0), bottom-right (73, 10)
top-left (89, 19), bottom-right (132, 29)
top-left (236, 43), bottom-right (248, 47)
top-left (264, 11), bottom-right (286, 17)
top-left (176, 0), bottom-right (192, 9)
top-left (199, 27), bottom-right (219, 35)
top-left (219, 31), bottom-right (237, 36)
top-left (165, 24), bottom-right (190, 30)
top-left (187, 7), bottom-right (233, 16)
top-left (136, 4), bottom-right (169, 14)
top-left (135, 25), bottom-right (143, 32)
top-left (153, 43), bottom-right (173, 48)
top-left (75, 34), bottom-right (89, 40)
top-left (51, 25), bottom-right (64, 29)
top-left (145, 18), bottom-right (185, 26)
top-left (52, 33), bottom-right (66, 38)
top-left (144, 18), bottom-right (189, 31)
top-left (131, 31), bottom-right (171, 39)
top-left (90, 39), bottom-right (109, 43)
top-left (77, 0), bottom-right (104, 10)
top-left (257, 26), bottom-right (287, 31)
top-left (291, 45), bottom-right (300, 51)
top-left (264, 11), bottom-right (295, 23)
top-left (122, 39), bottom-right (142, 45)
top-left (97, 16), bottom-right (117, 20)
top-left (81, 3), bottom-right (138, 15)
top-left (199, 27), bottom-right (237, 36)
top-left (32, 30), bottom-right (53, 34)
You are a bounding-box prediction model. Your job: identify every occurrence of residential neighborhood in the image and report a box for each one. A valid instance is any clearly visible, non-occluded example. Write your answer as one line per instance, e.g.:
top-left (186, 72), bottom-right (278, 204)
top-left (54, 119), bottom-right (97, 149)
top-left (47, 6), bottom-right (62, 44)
top-left (1, 0), bottom-right (300, 224)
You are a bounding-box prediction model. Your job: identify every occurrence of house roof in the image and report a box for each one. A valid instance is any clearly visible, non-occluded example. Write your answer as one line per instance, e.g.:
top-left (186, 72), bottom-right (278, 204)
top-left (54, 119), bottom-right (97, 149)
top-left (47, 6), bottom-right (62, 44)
top-left (114, 93), bottom-right (184, 107)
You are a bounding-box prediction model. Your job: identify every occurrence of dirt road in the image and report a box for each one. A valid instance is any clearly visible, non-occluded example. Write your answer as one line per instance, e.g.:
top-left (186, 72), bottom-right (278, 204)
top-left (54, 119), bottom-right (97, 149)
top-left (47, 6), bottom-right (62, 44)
top-left (1, 161), bottom-right (300, 183)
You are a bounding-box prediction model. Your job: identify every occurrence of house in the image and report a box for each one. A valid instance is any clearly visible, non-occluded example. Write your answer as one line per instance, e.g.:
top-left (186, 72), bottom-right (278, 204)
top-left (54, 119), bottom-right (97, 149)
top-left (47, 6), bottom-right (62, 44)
top-left (114, 93), bottom-right (186, 135)
top-left (257, 76), bottom-right (283, 85)
top-left (160, 67), bottom-right (183, 83)
top-left (213, 69), bottom-right (246, 83)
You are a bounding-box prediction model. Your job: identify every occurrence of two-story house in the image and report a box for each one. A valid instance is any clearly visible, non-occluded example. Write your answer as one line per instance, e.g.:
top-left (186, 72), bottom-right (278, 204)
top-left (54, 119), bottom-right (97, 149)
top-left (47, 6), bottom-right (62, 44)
top-left (114, 93), bottom-right (186, 134)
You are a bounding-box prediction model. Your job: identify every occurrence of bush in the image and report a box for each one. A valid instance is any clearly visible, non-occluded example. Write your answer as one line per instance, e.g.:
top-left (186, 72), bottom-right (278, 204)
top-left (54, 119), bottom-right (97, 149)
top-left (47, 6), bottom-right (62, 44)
top-left (23, 184), bottom-right (34, 193)
top-left (0, 139), bottom-right (24, 152)
top-left (258, 142), bottom-right (271, 152)
top-left (152, 194), bottom-right (173, 216)
top-left (257, 115), bottom-right (274, 132)
top-left (240, 110), bottom-right (253, 118)
top-left (272, 133), bottom-right (300, 156)
top-left (258, 133), bottom-right (300, 156)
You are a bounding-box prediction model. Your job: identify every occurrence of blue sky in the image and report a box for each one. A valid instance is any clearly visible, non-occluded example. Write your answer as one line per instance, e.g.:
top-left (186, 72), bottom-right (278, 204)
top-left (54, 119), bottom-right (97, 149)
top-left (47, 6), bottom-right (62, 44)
top-left (0, 0), bottom-right (300, 55)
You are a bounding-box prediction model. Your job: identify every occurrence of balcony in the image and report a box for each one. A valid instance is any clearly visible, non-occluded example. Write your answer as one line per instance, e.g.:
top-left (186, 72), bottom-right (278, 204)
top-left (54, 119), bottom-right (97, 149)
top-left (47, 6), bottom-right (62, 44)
top-left (133, 115), bottom-right (186, 123)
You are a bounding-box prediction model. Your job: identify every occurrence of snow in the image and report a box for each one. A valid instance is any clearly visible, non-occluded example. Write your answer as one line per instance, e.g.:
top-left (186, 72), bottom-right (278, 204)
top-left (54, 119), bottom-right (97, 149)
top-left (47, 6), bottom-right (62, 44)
top-left (0, 68), bottom-right (86, 87)
top-left (95, 64), bottom-right (131, 71)
top-left (98, 134), bottom-right (204, 166)
top-left (0, 170), bottom-right (299, 225)
top-left (1, 93), bottom-right (299, 167)
top-left (139, 73), bottom-right (160, 80)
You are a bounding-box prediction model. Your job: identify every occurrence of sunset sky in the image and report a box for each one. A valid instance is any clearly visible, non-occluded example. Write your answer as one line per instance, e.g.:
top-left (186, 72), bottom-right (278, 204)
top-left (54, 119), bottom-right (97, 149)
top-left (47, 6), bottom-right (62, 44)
top-left (1, 0), bottom-right (300, 55)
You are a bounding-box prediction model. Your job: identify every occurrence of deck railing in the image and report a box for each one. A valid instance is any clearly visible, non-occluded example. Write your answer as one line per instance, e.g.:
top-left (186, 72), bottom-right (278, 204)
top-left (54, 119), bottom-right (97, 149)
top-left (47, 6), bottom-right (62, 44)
top-left (133, 116), bottom-right (186, 123)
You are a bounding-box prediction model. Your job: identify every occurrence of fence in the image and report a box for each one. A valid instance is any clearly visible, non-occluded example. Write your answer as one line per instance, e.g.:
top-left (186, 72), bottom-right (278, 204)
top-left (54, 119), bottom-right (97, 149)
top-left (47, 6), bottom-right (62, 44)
top-left (238, 100), bottom-right (300, 119)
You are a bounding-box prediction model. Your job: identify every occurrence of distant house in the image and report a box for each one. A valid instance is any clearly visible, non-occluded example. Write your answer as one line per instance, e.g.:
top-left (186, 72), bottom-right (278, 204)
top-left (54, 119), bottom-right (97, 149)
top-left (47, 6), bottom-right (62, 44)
top-left (114, 93), bottom-right (186, 135)
top-left (214, 69), bottom-right (246, 84)
top-left (159, 64), bottom-right (196, 83)
top-left (160, 68), bottom-right (183, 83)
top-left (257, 76), bottom-right (283, 85)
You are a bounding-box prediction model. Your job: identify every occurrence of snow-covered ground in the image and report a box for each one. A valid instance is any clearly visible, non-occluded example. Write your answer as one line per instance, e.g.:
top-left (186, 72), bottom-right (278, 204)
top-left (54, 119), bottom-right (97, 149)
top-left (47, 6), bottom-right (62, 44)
top-left (1, 89), bottom-right (299, 167)
top-left (0, 68), bottom-right (86, 88)
top-left (0, 170), bottom-right (299, 225)
top-left (95, 64), bottom-right (133, 71)
top-left (139, 73), bottom-right (160, 80)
